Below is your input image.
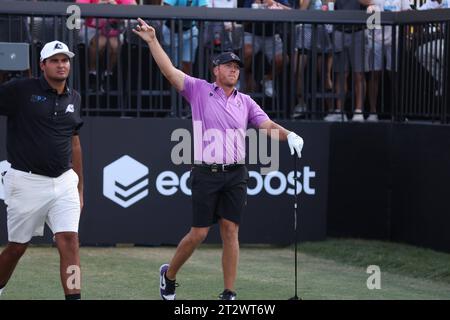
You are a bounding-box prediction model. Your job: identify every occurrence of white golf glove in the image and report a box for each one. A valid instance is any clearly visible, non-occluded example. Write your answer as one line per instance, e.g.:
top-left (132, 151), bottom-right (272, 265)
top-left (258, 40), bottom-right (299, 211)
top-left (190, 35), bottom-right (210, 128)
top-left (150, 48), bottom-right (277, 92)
top-left (287, 132), bottom-right (304, 158)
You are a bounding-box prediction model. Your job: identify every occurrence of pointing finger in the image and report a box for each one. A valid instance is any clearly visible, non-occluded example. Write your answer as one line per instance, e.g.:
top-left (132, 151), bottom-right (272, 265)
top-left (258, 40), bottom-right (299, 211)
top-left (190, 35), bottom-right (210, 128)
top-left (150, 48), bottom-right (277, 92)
top-left (137, 18), bottom-right (149, 28)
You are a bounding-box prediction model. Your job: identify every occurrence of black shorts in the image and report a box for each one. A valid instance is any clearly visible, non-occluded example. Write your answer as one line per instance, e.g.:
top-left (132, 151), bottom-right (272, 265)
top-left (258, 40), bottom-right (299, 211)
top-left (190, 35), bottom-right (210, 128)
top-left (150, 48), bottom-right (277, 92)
top-left (190, 165), bottom-right (249, 227)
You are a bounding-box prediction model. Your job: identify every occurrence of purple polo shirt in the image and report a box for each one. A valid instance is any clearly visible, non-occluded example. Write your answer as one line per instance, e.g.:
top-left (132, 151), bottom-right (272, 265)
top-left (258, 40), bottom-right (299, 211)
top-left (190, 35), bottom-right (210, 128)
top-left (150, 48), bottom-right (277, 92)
top-left (181, 75), bottom-right (269, 164)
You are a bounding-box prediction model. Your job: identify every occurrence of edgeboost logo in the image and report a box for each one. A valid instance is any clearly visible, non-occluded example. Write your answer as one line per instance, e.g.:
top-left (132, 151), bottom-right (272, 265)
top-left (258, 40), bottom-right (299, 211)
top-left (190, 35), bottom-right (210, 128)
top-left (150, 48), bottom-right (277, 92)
top-left (103, 155), bottom-right (149, 208)
top-left (0, 160), bottom-right (11, 201)
top-left (103, 156), bottom-right (316, 207)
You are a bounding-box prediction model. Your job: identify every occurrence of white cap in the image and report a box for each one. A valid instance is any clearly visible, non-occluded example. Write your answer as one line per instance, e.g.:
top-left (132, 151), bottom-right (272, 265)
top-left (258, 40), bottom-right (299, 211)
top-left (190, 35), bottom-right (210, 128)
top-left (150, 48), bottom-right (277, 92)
top-left (40, 40), bottom-right (75, 61)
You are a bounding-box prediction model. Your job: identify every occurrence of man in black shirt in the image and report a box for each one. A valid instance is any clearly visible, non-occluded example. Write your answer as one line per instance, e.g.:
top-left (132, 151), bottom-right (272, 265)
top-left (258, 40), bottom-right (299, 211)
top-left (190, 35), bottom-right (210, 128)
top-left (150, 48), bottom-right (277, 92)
top-left (0, 40), bottom-right (84, 300)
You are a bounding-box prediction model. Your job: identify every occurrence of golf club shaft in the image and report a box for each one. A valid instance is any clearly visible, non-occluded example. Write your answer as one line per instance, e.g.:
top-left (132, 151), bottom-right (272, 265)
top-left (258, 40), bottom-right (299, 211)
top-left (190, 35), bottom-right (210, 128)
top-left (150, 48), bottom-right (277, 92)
top-left (294, 155), bottom-right (299, 299)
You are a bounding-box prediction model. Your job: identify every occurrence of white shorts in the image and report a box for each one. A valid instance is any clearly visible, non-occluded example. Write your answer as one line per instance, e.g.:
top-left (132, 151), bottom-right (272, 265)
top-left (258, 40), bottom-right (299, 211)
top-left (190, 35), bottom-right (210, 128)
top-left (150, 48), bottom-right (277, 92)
top-left (2, 168), bottom-right (81, 244)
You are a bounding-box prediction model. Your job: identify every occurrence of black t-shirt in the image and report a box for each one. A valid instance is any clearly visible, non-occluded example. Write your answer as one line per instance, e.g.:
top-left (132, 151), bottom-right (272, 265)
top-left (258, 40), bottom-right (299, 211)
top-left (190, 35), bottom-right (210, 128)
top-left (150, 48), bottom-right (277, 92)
top-left (0, 76), bottom-right (83, 177)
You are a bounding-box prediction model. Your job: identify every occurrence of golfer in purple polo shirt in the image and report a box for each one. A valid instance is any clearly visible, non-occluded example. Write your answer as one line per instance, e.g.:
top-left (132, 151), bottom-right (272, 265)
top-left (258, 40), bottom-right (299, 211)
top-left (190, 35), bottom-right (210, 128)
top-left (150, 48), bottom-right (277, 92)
top-left (133, 18), bottom-right (304, 301)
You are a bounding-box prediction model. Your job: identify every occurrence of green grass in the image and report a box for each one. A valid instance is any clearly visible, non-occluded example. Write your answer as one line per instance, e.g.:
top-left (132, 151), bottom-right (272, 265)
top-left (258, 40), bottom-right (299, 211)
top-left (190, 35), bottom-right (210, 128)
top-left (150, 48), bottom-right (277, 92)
top-left (1, 238), bottom-right (450, 300)
top-left (298, 238), bottom-right (450, 284)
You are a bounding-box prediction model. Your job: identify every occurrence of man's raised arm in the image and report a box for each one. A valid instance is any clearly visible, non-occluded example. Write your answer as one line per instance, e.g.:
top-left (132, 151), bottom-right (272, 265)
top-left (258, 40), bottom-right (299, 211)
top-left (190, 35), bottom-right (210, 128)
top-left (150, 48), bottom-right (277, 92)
top-left (132, 18), bottom-right (186, 92)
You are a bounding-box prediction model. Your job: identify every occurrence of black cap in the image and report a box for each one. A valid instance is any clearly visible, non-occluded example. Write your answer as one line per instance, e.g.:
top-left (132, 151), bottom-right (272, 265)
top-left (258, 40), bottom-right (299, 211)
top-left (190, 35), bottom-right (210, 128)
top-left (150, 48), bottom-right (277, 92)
top-left (212, 52), bottom-right (244, 68)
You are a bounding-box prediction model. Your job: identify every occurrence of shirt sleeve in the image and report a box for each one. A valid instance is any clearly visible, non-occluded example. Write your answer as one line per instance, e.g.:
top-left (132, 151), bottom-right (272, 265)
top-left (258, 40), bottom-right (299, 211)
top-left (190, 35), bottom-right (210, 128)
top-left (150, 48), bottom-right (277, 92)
top-left (180, 75), bottom-right (202, 104)
top-left (164, 0), bottom-right (177, 6)
top-left (0, 80), bottom-right (19, 116)
top-left (247, 97), bottom-right (270, 127)
top-left (197, 0), bottom-right (208, 6)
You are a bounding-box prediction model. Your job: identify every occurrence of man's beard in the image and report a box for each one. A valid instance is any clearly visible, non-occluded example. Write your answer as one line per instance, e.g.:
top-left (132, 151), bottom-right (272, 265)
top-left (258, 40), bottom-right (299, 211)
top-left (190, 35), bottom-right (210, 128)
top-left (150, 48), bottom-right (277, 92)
top-left (50, 74), bottom-right (68, 82)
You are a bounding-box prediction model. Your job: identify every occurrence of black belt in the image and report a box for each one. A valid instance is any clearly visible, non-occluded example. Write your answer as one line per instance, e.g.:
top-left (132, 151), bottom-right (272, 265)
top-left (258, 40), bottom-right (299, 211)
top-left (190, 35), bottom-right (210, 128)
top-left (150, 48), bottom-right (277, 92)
top-left (11, 165), bottom-right (36, 174)
top-left (193, 163), bottom-right (244, 173)
top-left (11, 165), bottom-right (64, 178)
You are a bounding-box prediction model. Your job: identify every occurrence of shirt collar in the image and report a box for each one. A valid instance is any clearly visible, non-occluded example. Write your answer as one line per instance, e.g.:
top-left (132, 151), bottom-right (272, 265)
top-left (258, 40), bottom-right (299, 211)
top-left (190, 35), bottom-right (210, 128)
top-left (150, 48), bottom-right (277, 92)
top-left (39, 75), bottom-right (71, 96)
top-left (213, 82), bottom-right (238, 97)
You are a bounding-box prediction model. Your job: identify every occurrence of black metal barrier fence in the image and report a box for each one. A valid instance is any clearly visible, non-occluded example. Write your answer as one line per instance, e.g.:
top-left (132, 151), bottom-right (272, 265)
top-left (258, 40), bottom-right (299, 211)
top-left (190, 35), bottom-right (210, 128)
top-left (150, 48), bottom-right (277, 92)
top-left (0, 1), bottom-right (449, 122)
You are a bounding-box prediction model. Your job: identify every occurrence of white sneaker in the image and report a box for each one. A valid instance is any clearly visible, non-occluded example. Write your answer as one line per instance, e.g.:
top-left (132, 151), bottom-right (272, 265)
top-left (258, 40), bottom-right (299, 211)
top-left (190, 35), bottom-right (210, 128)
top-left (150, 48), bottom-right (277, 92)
top-left (352, 111), bottom-right (364, 122)
top-left (324, 112), bottom-right (347, 122)
top-left (264, 80), bottom-right (274, 97)
top-left (159, 264), bottom-right (177, 300)
top-left (294, 103), bottom-right (306, 113)
top-left (366, 114), bottom-right (379, 122)
top-left (292, 103), bottom-right (306, 118)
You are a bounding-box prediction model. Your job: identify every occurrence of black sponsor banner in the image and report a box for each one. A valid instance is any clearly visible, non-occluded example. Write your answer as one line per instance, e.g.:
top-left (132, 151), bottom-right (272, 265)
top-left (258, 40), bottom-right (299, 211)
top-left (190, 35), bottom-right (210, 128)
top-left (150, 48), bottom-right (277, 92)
top-left (0, 118), bottom-right (328, 245)
top-left (3, 117), bottom-right (450, 251)
top-left (0, 117), bottom-right (8, 243)
top-left (327, 122), bottom-right (450, 253)
top-left (390, 123), bottom-right (450, 252)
